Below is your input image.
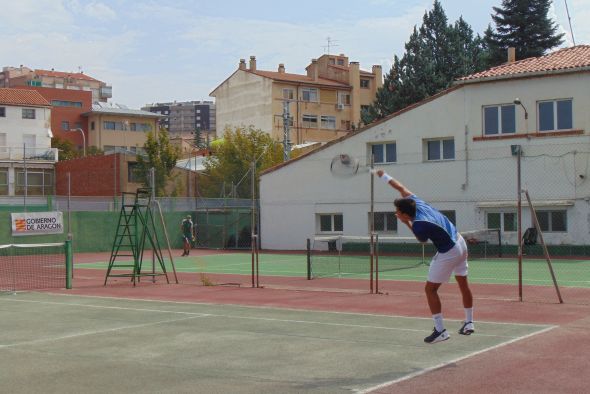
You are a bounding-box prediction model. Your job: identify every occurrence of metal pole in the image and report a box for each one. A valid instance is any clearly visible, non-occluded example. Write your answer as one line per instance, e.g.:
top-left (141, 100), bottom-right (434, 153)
top-left (67, 172), bottom-right (72, 241)
top-left (370, 154), bottom-right (374, 294)
top-left (23, 143), bottom-right (27, 212)
top-left (517, 147), bottom-right (523, 302)
top-left (251, 161), bottom-right (256, 287)
top-left (282, 100), bottom-right (290, 161)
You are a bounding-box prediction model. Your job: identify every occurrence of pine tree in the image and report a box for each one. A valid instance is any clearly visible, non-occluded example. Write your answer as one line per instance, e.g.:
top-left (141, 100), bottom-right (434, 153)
top-left (362, 1), bottom-right (487, 124)
top-left (484, 0), bottom-right (565, 67)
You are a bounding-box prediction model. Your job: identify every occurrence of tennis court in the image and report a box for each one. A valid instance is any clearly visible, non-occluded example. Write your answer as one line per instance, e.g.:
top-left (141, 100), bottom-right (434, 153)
top-left (0, 291), bottom-right (552, 394)
top-left (79, 252), bottom-right (590, 288)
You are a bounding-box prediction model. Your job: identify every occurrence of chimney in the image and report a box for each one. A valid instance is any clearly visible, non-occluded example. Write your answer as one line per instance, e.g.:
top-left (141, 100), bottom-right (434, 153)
top-left (278, 63), bottom-right (285, 73)
top-left (507, 47), bottom-right (516, 63)
top-left (311, 59), bottom-right (318, 81)
top-left (249, 56), bottom-right (256, 71)
top-left (239, 59), bottom-right (246, 70)
top-left (372, 65), bottom-right (383, 89)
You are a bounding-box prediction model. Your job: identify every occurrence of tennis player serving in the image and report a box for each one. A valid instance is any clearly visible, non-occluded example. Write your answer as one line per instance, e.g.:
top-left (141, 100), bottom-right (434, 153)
top-left (375, 169), bottom-right (474, 343)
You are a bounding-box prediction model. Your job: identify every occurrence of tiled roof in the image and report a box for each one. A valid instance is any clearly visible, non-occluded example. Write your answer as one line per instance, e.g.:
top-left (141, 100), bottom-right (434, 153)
top-left (0, 88), bottom-right (50, 106)
top-left (249, 70), bottom-right (351, 88)
top-left (35, 69), bottom-right (101, 82)
top-left (458, 45), bottom-right (590, 82)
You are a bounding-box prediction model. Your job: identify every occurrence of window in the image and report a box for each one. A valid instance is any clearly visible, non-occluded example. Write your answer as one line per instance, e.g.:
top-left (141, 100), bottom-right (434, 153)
top-left (61, 121), bottom-right (70, 131)
top-left (337, 59), bottom-right (344, 66)
top-left (483, 105), bottom-right (515, 135)
top-left (15, 168), bottom-right (53, 196)
top-left (0, 107), bottom-right (5, 117)
top-left (426, 138), bottom-right (454, 161)
top-left (372, 212), bottom-right (397, 232)
top-left (487, 212), bottom-right (516, 232)
top-left (0, 133), bottom-right (6, 153)
top-left (51, 100), bottom-right (82, 107)
top-left (128, 162), bottom-right (141, 183)
top-left (338, 93), bottom-right (351, 105)
top-left (103, 121), bottom-right (127, 130)
top-left (301, 88), bottom-right (318, 102)
top-left (75, 122), bottom-right (82, 129)
top-left (371, 143), bottom-right (396, 164)
top-left (537, 210), bottom-right (567, 232)
top-left (318, 213), bottom-right (343, 232)
top-left (320, 115), bottom-right (336, 129)
top-left (91, 121), bottom-right (95, 130)
top-left (0, 168), bottom-right (7, 195)
top-left (440, 210), bottom-right (456, 226)
top-left (22, 108), bottom-right (36, 119)
top-left (283, 89), bottom-right (294, 100)
top-left (302, 114), bottom-right (318, 128)
top-left (539, 99), bottom-right (573, 131)
top-left (360, 79), bottom-right (370, 89)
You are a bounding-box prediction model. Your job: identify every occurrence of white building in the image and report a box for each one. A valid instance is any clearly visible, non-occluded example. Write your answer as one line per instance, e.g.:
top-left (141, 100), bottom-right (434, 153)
top-left (259, 46), bottom-right (590, 250)
top-left (0, 88), bottom-right (57, 196)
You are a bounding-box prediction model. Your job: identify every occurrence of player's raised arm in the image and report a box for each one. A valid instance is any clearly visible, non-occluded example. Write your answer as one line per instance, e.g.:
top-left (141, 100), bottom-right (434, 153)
top-left (374, 170), bottom-right (412, 197)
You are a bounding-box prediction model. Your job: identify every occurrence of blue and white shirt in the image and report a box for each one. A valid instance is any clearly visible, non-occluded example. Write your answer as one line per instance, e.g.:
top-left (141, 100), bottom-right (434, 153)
top-left (410, 195), bottom-right (457, 253)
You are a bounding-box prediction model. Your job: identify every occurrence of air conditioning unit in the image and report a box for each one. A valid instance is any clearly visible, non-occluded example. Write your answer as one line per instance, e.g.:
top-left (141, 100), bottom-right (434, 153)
top-left (336, 103), bottom-right (344, 110)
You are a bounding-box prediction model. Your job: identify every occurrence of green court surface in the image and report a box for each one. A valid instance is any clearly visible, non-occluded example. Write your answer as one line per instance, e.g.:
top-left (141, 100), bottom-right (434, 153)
top-left (0, 292), bottom-right (552, 394)
top-left (80, 253), bottom-right (590, 288)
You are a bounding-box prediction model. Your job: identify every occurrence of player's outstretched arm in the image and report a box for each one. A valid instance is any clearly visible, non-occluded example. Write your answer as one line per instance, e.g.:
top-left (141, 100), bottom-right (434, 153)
top-left (374, 169), bottom-right (412, 197)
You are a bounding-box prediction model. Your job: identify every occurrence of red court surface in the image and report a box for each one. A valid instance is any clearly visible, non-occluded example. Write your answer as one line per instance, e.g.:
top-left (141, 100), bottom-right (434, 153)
top-left (54, 250), bottom-right (590, 393)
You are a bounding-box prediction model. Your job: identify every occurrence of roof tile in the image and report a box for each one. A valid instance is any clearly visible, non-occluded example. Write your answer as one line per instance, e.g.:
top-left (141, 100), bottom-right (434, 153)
top-left (459, 45), bottom-right (590, 82)
top-left (0, 88), bottom-right (51, 107)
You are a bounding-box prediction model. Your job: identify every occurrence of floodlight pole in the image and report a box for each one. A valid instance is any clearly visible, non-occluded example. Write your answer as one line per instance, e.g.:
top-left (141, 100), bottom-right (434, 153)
top-left (282, 100), bottom-right (290, 161)
top-left (515, 145), bottom-right (523, 302)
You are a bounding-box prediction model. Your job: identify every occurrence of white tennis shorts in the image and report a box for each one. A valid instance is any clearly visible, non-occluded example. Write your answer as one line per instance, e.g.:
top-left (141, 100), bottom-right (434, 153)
top-left (427, 234), bottom-right (468, 283)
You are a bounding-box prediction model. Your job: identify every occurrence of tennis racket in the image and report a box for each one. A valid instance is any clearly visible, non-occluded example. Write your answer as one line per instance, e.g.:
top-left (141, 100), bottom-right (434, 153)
top-left (330, 153), bottom-right (376, 177)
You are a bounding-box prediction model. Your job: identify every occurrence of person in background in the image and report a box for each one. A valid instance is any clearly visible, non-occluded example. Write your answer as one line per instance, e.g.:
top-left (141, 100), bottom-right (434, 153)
top-left (181, 215), bottom-right (195, 256)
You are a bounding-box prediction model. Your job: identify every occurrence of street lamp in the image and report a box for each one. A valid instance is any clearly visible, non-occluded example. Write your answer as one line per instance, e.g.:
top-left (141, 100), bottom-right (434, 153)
top-left (513, 98), bottom-right (528, 119)
top-left (69, 128), bottom-right (86, 157)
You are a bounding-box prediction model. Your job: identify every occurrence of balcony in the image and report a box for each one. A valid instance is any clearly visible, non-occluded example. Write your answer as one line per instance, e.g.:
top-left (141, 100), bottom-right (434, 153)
top-left (0, 146), bottom-right (58, 162)
top-left (100, 85), bottom-right (113, 99)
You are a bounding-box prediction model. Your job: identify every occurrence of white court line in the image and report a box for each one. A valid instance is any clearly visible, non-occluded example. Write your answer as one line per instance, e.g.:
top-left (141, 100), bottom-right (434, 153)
top-left (0, 314), bottom-right (208, 349)
top-left (14, 292), bottom-right (553, 328)
top-left (354, 325), bottom-right (556, 394)
top-left (1, 297), bottom-right (550, 338)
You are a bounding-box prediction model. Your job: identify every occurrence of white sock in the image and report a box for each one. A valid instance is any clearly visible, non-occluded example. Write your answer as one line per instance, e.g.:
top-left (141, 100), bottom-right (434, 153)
top-left (465, 308), bottom-right (473, 323)
top-left (432, 313), bottom-right (444, 332)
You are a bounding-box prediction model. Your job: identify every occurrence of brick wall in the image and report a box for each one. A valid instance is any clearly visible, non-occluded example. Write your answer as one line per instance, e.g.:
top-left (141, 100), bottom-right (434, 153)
top-left (55, 154), bottom-right (121, 196)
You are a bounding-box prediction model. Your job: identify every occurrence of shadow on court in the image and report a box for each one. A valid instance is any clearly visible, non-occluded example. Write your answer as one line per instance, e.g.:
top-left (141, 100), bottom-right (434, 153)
top-left (0, 292), bottom-right (550, 394)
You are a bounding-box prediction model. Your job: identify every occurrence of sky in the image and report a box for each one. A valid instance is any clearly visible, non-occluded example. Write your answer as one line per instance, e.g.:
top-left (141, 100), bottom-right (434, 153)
top-left (1, 0), bottom-right (588, 108)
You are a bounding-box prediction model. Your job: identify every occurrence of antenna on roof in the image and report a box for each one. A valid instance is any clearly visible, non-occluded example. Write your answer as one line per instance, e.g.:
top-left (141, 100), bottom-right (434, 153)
top-left (564, 0), bottom-right (576, 46)
top-left (322, 37), bottom-right (339, 55)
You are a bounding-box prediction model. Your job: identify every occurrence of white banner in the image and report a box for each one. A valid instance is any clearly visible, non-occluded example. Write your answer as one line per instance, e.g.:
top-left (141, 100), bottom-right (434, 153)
top-left (11, 212), bottom-right (64, 236)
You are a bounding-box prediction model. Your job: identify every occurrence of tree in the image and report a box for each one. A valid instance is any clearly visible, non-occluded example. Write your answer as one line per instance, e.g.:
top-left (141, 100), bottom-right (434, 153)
top-left (484, 0), bottom-right (565, 67)
top-left (136, 130), bottom-right (180, 197)
top-left (362, 1), bottom-right (487, 124)
top-left (198, 126), bottom-right (284, 198)
top-left (51, 137), bottom-right (79, 160)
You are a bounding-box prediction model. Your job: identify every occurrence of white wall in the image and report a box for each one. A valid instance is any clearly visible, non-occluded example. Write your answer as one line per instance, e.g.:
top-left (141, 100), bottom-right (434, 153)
top-left (0, 105), bottom-right (51, 149)
top-left (213, 71), bottom-right (273, 134)
top-left (260, 71), bottom-right (590, 250)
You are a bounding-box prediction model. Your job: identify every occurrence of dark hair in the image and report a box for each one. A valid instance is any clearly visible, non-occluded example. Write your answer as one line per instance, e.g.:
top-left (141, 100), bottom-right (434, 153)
top-left (394, 198), bottom-right (416, 218)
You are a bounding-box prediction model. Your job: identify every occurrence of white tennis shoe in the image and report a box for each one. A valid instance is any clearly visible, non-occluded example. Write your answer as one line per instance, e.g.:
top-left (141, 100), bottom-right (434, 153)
top-left (459, 321), bottom-right (475, 335)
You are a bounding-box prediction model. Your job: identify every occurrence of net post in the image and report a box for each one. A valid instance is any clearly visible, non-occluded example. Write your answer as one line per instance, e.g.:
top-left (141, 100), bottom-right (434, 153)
top-left (370, 233), bottom-right (374, 294)
top-left (496, 228), bottom-right (502, 257)
top-left (306, 238), bottom-right (311, 280)
top-left (373, 233), bottom-right (379, 294)
top-left (65, 240), bottom-right (73, 289)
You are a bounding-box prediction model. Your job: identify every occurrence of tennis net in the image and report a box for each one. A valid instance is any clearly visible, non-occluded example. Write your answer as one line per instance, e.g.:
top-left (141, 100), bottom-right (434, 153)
top-left (308, 235), bottom-right (428, 279)
top-left (460, 229), bottom-right (502, 258)
top-left (0, 242), bottom-right (72, 293)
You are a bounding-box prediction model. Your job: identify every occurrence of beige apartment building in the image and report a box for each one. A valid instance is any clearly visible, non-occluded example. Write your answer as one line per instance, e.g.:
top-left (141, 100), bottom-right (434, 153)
top-left (210, 54), bottom-right (382, 144)
top-left (83, 102), bottom-right (162, 154)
